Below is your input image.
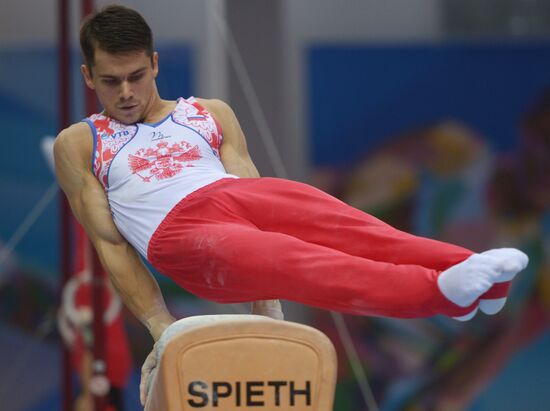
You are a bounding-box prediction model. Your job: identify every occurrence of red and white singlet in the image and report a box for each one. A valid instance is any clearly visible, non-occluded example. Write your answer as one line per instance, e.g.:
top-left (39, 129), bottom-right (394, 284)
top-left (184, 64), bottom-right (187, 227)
top-left (84, 97), bottom-right (237, 257)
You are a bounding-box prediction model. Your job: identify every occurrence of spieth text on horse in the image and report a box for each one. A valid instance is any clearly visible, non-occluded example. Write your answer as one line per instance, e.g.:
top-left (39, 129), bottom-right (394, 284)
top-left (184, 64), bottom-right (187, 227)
top-left (187, 380), bottom-right (312, 407)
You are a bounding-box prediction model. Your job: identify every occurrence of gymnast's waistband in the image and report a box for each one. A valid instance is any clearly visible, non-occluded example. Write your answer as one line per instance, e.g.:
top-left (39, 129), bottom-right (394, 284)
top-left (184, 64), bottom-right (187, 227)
top-left (146, 177), bottom-right (240, 258)
top-left (179, 177), bottom-right (239, 205)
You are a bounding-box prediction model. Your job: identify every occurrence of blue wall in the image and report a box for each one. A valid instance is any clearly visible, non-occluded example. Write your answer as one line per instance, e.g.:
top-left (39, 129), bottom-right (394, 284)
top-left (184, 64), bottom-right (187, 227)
top-left (308, 42), bottom-right (550, 166)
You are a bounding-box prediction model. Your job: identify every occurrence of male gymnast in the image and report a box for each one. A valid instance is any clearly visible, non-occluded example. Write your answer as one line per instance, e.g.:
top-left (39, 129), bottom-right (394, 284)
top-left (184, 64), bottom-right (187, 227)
top-left (53, 5), bottom-right (528, 404)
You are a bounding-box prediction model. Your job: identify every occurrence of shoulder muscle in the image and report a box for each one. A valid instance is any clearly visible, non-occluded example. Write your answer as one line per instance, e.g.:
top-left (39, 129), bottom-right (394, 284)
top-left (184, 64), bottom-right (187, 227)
top-left (54, 122), bottom-right (95, 198)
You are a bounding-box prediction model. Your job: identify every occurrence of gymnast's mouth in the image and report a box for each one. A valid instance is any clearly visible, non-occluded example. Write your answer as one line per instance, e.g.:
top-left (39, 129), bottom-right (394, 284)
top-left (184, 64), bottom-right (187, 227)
top-left (120, 104), bottom-right (138, 111)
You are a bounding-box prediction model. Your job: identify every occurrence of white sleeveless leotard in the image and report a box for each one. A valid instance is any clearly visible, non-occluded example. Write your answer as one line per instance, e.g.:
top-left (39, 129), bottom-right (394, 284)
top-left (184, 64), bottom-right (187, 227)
top-left (84, 97), bottom-right (237, 257)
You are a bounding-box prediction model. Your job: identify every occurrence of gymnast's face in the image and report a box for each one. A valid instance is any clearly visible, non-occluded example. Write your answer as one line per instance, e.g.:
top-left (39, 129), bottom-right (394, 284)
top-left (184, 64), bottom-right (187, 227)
top-left (81, 48), bottom-right (159, 124)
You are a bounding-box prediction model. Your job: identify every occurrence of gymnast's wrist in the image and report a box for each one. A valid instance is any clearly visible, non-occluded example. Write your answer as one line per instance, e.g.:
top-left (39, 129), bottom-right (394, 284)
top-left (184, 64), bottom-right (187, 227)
top-left (251, 299), bottom-right (284, 320)
top-left (143, 311), bottom-right (176, 341)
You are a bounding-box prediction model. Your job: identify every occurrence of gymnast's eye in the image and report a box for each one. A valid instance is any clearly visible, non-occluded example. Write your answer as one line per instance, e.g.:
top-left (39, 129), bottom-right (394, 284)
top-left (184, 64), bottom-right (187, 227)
top-left (102, 78), bottom-right (118, 86)
top-left (129, 73), bottom-right (144, 83)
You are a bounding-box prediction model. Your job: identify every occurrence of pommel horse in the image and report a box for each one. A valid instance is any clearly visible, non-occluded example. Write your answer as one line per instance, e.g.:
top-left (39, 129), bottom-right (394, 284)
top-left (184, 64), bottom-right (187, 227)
top-left (144, 315), bottom-right (337, 410)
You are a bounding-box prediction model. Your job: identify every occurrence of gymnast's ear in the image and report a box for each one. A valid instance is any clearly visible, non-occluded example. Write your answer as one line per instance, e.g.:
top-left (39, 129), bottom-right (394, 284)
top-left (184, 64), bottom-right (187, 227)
top-left (81, 64), bottom-right (95, 90)
top-left (152, 52), bottom-right (159, 79)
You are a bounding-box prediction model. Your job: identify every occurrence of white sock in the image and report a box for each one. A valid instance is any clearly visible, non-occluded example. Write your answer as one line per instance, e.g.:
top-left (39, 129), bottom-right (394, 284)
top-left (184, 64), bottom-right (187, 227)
top-left (453, 306), bottom-right (479, 322)
top-left (479, 298), bottom-right (507, 315)
top-left (438, 248), bottom-right (528, 315)
top-left (478, 249), bottom-right (528, 315)
top-left (478, 248), bottom-right (529, 281)
top-left (438, 253), bottom-right (497, 308)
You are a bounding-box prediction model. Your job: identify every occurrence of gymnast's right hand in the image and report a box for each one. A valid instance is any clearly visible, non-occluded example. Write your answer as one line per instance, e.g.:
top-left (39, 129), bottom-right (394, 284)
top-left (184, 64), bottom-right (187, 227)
top-left (140, 344), bottom-right (158, 407)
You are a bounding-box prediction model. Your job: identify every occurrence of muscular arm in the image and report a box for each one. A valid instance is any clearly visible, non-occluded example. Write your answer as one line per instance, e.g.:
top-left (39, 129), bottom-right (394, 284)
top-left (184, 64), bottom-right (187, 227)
top-left (198, 98), bottom-right (260, 178)
top-left (54, 123), bottom-right (175, 341)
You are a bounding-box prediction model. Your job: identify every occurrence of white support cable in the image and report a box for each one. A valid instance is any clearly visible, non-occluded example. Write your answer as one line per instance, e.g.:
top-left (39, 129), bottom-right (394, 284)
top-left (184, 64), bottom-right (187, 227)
top-left (209, 2), bottom-right (289, 179)
top-left (207, 4), bottom-right (379, 410)
top-left (331, 312), bottom-right (380, 411)
top-left (0, 181), bottom-right (59, 273)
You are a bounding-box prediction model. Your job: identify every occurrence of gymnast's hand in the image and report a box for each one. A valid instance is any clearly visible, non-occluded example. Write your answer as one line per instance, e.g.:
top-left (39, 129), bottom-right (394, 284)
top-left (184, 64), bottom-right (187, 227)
top-left (139, 315), bottom-right (176, 407)
top-left (140, 344), bottom-right (158, 407)
top-left (251, 299), bottom-right (285, 320)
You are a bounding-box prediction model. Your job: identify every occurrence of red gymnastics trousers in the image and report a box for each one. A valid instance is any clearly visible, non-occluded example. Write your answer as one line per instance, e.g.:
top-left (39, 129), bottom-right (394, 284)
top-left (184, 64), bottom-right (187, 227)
top-left (148, 177), bottom-right (484, 318)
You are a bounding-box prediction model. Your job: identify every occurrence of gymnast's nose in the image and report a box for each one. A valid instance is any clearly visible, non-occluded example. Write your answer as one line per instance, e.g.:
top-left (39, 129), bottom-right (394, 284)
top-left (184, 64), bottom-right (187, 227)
top-left (119, 80), bottom-right (133, 101)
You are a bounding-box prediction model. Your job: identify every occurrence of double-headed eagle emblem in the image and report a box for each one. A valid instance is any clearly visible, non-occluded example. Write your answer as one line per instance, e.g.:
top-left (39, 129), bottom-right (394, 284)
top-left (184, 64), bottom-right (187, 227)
top-left (128, 141), bottom-right (201, 182)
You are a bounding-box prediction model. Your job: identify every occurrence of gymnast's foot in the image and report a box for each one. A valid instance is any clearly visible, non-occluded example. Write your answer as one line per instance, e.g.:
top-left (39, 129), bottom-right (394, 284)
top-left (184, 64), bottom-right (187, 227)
top-left (437, 248), bottom-right (528, 321)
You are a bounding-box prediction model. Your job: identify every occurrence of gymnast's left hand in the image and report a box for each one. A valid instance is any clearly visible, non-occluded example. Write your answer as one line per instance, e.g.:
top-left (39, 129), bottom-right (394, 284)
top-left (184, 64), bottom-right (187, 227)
top-left (251, 299), bottom-right (285, 320)
top-left (140, 344), bottom-right (158, 407)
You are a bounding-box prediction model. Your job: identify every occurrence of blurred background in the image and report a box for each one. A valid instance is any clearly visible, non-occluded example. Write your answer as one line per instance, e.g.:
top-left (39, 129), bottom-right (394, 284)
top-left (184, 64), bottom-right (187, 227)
top-left (1, 0), bottom-right (550, 410)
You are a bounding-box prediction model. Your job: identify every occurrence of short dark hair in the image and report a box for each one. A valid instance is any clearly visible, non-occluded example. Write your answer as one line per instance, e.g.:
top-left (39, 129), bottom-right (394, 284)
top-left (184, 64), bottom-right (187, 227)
top-left (80, 5), bottom-right (154, 70)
